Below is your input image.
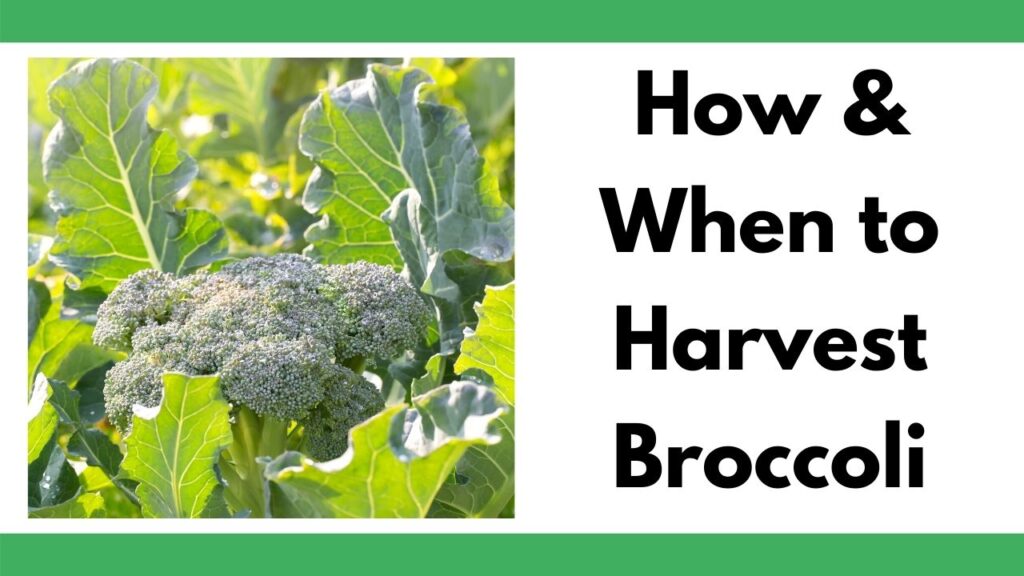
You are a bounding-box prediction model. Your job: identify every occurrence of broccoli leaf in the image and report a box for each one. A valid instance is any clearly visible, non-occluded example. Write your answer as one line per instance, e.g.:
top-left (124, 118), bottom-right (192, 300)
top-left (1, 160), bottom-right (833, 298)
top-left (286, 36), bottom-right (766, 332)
top-left (453, 58), bottom-right (515, 147)
top-left (264, 381), bottom-right (504, 518)
top-left (410, 353), bottom-right (447, 397)
top-left (28, 234), bottom-right (53, 276)
top-left (183, 58), bottom-right (279, 161)
top-left (198, 485), bottom-right (234, 518)
top-left (29, 125), bottom-right (54, 234)
top-left (29, 58), bottom-right (74, 129)
top-left (46, 378), bottom-right (133, 499)
top-left (27, 375), bottom-right (57, 464)
top-left (75, 363), bottom-right (112, 424)
top-left (455, 283), bottom-right (515, 404)
top-left (59, 282), bottom-right (106, 324)
top-left (121, 373), bottom-right (232, 518)
top-left (298, 65), bottom-right (436, 267)
top-left (384, 191), bottom-right (513, 354)
top-left (299, 65), bottom-right (514, 353)
top-left (28, 434), bottom-right (80, 508)
top-left (28, 293), bottom-right (115, 392)
top-left (132, 58), bottom-right (190, 131)
top-left (183, 58), bottom-right (321, 164)
top-left (68, 429), bottom-right (125, 483)
top-left (301, 173), bottom-right (403, 268)
top-left (28, 281), bottom-right (51, 343)
top-left (433, 282), bottom-right (515, 517)
top-left (43, 58), bottom-right (228, 292)
top-left (29, 492), bottom-right (105, 519)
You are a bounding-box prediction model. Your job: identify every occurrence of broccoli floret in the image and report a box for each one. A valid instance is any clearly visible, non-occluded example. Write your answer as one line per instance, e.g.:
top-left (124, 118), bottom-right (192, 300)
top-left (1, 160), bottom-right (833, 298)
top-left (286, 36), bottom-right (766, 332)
top-left (94, 254), bottom-right (431, 459)
top-left (103, 355), bottom-right (166, 432)
top-left (301, 366), bottom-right (385, 461)
top-left (325, 261), bottom-right (434, 361)
top-left (220, 336), bottom-right (331, 421)
top-left (93, 269), bottom-right (192, 352)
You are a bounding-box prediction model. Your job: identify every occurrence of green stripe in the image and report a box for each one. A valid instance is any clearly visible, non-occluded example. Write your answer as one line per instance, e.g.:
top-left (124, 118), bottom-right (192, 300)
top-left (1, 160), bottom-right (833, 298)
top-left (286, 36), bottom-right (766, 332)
top-left (2, 0), bottom-right (1024, 41)
top-left (2, 534), bottom-right (1022, 574)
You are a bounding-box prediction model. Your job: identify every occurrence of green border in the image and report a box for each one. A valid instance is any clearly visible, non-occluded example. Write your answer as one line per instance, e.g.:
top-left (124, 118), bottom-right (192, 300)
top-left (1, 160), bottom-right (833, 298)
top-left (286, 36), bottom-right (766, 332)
top-left (2, 534), bottom-right (1023, 574)
top-left (7, 2), bottom-right (1024, 568)
top-left (2, 0), bottom-right (1024, 41)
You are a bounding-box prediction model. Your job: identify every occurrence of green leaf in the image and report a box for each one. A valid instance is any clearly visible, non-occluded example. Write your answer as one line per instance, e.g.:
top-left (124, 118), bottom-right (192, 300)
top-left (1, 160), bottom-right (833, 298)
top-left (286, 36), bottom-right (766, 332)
top-left (29, 125), bottom-right (54, 234)
top-left (134, 58), bottom-right (190, 130)
top-left (410, 354), bottom-right (446, 397)
top-left (29, 492), bottom-right (105, 519)
top-left (28, 435), bottom-right (79, 508)
top-left (408, 58), bottom-right (458, 89)
top-left (385, 192), bottom-right (513, 353)
top-left (386, 333), bottom-right (441, 398)
top-left (68, 430), bottom-right (124, 480)
top-left (434, 282), bottom-right (515, 517)
top-left (184, 58), bottom-right (278, 160)
top-left (27, 374), bottom-right (57, 464)
top-left (121, 373), bottom-right (233, 518)
top-left (98, 487), bottom-right (143, 518)
top-left (60, 283), bottom-right (107, 323)
top-left (46, 378), bottom-right (80, 423)
top-left (301, 179), bottom-right (403, 268)
top-left (75, 362), bottom-right (112, 424)
top-left (78, 466), bottom-right (113, 492)
top-left (454, 58), bottom-right (515, 146)
top-left (43, 58), bottom-right (227, 292)
top-left (28, 295), bottom-right (115, 392)
top-left (455, 283), bottom-right (515, 404)
top-left (52, 377), bottom-right (121, 471)
top-left (43, 377), bottom-right (140, 509)
top-left (223, 211), bottom-right (280, 247)
top-left (198, 485), bottom-right (233, 518)
top-left (437, 251), bottom-right (514, 354)
top-left (78, 466), bottom-right (141, 518)
top-left (28, 281), bottom-right (51, 343)
top-left (28, 234), bottom-right (53, 276)
top-left (264, 381), bottom-right (504, 518)
top-left (29, 60), bottom-right (76, 234)
top-left (184, 58), bottom-right (317, 163)
top-left (431, 410), bottom-right (515, 518)
top-left (29, 59), bottom-right (75, 128)
top-left (299, 65), bottom-right (514, 352)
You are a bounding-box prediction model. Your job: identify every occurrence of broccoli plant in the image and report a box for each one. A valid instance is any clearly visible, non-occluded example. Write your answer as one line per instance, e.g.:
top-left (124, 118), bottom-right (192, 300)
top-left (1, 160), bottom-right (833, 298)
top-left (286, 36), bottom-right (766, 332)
top-left (28, 57), bottom-right (515, 519)
top-left (93, 254), bottom-right (432, 514)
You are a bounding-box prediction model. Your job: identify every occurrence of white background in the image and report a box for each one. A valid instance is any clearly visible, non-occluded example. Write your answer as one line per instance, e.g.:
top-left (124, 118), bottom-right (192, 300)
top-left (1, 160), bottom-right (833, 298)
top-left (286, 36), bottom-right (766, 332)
top-left (0, 44), bottom-right (1021, 532)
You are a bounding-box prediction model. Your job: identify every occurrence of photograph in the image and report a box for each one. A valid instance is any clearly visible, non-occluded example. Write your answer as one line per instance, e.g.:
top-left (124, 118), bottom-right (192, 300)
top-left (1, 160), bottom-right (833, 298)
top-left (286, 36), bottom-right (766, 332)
top-left (27, 57), bottom-right (515, 519)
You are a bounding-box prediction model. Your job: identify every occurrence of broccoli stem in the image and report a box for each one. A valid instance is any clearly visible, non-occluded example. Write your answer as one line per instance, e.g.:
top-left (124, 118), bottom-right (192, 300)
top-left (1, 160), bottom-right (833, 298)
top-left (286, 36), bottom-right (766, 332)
top-left (112, 476), bottom-right (142, 508)
top-left (221, 407), bottom-right (288, 518)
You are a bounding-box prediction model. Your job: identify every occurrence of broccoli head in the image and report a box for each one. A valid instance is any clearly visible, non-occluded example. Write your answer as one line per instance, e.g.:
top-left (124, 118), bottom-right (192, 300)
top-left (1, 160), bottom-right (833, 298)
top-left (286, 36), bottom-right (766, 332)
top-left (93, 254), bottom-right (432, 460)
